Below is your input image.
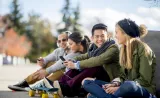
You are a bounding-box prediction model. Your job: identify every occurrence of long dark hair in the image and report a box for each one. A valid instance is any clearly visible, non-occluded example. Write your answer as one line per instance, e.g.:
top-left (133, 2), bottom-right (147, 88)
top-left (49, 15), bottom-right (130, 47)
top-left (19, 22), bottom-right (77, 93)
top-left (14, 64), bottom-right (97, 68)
top-left (68, 32), bottom-right (90, 53)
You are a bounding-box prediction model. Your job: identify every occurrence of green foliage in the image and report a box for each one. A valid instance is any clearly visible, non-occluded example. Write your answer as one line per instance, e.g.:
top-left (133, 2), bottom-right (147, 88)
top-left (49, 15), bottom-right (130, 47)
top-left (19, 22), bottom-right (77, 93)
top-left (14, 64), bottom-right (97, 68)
top-left (57, 0), bottom-right (82, 33)
top-left (25, 12), bottom-right (56, 62)
top-left (10, 0), bottom-right (26, 35)
top-left (73, 4), bottom-right (81, 32)
top-left (6, 0), bottom-right (83, 62)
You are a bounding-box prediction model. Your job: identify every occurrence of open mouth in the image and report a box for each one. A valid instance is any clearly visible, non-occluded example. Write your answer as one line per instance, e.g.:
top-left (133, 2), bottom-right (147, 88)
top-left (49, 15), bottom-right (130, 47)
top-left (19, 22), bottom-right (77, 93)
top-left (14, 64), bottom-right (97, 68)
top-left (97, 42), bottom-right (103, 45)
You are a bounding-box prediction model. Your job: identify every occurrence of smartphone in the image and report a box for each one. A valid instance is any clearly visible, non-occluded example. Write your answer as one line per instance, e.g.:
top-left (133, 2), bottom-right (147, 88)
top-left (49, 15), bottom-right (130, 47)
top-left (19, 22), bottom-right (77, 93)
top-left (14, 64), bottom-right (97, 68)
top-left (59, 56), bottom-right (66, 61)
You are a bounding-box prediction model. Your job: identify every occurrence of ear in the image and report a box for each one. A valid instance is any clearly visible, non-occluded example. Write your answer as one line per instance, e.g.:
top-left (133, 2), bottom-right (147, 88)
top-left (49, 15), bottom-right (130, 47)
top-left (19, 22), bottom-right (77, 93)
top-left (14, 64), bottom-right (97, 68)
top-left (57, 43), bottom-right (60, 47)
top-left (106, 33), bottom-right (108, 39)
top-left (91, 36), bottom-right (94, 41)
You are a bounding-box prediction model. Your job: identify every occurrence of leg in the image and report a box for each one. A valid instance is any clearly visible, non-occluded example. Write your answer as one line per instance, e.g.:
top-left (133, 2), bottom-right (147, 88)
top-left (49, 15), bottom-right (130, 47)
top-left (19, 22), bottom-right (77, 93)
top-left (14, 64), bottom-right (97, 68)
top-left (59, 82), bottom-right (74, 97)
top-left (25, 71), bottom-right (41, 84)
top-left (67, 67), bottom-right (109, 89)
top-left (47, 69), bottom-right (64, 81)
top-left (63, 67), bottom-right (108, 97)
top-left (83, 79), bottom-right (117, 98)
top-left (114, 81), bottom-right (154, 98)
top-left (8, 62), bottom-right (55, 91)
top-left (29, 70), bottom-right (64, 90)
top-left (87, 93), bottom-right (97, 98)
top-left (54, 81), bottom-right (64, 98)
top-left (25, 62), bottom-right (55, 84)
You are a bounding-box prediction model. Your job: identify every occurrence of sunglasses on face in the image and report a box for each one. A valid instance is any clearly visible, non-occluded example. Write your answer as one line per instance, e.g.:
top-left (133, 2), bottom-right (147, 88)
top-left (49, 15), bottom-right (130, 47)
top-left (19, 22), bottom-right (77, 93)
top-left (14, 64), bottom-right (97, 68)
top-left (57, 39), bottom-right (67, 43)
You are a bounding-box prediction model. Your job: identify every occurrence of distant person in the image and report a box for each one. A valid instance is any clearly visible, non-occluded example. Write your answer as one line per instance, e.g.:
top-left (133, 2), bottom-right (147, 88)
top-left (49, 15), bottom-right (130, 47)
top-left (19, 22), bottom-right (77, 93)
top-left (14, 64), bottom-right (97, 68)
top-left (82, 19), bottom-right (156, 98)
top-left (8, 31), bottom-right (70, 91)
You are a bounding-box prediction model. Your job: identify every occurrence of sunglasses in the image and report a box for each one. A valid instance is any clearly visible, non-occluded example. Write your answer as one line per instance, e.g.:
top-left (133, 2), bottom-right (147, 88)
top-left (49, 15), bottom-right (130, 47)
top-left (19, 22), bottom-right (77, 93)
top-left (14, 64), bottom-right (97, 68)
top-left (57, 39), bottom-right (67, 43)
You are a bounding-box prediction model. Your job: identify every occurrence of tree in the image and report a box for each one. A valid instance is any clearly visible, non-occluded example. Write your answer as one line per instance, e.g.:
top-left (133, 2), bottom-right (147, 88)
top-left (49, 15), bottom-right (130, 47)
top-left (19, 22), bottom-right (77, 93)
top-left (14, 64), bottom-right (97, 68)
top-left (25, 12), bottom-right (56, 62)
top-left (2, 28), bottom-right (31, 57)
top-left (10, 0), bottom-right (25, 35)
top-left (57, 0), bottom-right (82, 33)
top-left (73, 4), bottom-right (81, 32)
top-left (58, 0), bottom-right (72, 33)
top-left (144, 0), bottom-right (160, 6)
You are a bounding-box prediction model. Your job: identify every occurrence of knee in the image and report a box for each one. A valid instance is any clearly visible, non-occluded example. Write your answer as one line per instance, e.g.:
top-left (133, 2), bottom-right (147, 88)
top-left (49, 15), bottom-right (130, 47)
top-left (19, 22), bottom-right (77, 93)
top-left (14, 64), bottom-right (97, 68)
top-left (81, 78), bottom-right (86, 86)
top-left (82, 78), bottom-right (90, 86)
top-left (81, 77), bottom-right (95, 86)
top-left (120, 81), bottom-right (138, 92)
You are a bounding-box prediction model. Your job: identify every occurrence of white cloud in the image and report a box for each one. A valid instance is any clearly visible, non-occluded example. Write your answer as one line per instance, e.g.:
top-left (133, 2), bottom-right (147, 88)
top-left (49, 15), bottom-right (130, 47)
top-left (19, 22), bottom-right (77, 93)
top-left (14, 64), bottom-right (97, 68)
top-left (137, 7), bottom-right (160, 29)
top-left (138, 7), bottom-right (160, 20)
top-left (80, 7), bottom-right (160, 35)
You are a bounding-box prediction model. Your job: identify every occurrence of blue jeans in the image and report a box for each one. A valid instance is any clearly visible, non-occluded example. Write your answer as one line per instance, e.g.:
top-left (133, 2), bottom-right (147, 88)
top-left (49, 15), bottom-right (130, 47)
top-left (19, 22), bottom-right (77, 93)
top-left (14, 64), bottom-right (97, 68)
top-left (83, 80), bottom-right (156, 98)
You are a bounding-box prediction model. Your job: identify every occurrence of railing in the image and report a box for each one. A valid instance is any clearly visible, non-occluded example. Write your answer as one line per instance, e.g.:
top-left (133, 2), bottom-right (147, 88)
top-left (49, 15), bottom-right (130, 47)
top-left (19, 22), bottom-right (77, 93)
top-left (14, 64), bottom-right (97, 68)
top-left (0, 53), bottom-right (30, 66)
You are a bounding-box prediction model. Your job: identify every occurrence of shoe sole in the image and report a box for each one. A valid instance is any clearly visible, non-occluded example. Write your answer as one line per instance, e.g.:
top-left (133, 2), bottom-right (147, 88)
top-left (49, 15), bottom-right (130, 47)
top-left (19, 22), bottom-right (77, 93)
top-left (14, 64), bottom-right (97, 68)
top-left (8, 85), bottom-right (27, 91)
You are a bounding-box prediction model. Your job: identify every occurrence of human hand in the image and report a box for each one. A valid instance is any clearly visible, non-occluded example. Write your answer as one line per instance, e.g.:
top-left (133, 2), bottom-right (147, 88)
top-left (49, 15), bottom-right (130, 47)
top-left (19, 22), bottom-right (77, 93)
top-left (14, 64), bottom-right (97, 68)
top-left (63, 60), bottom-right (76, 69)
top-left (104, 87), bottom-right (119, 94)
top-left (37, 57), bottom-right (44, 68)
top-left (102, 83), bottom-right (116, 89)
top-left (34, 69), bottom-right (49, 80)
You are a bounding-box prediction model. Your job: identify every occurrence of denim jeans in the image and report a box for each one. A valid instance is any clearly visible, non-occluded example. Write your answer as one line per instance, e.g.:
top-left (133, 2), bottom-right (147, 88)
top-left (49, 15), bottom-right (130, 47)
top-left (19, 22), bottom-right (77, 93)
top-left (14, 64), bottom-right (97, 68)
top-left (83, 79), bottom-right (156, 98)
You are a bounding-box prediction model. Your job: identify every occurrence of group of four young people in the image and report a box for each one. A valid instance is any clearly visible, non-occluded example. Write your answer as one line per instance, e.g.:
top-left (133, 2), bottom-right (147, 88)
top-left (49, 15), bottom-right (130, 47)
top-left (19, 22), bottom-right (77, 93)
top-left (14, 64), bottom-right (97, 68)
top-left (8, 18), bottom-right (156, 98)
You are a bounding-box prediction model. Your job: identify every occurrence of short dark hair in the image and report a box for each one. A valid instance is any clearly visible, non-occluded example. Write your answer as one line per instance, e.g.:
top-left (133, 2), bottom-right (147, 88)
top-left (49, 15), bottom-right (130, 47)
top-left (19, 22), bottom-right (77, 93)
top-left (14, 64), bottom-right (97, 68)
top-left (91, 23), bottom-right (108, 35)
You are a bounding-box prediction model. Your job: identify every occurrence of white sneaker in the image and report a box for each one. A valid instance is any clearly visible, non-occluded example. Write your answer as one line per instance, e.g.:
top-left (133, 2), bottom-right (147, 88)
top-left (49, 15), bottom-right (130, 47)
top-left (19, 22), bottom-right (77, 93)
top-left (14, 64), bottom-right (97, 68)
top-left (30, 79), bottom-right (45, 90)
top-left (43, 77), bottom-right (54, 88)
top-left (30, 78), bottom-right (53, 90)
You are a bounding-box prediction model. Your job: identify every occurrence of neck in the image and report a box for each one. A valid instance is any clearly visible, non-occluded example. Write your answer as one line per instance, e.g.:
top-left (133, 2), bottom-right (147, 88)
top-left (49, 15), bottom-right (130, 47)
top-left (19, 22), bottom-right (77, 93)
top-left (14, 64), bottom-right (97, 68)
top-left (64, 46), bottom-right (69, 50)
top-left (79, 45), bottom-right (84, 53)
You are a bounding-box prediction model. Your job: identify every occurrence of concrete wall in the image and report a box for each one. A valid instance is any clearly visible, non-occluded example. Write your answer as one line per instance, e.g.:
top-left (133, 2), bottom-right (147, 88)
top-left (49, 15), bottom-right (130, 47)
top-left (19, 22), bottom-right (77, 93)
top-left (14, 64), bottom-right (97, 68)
top-left (142, 30), bottom-right (160, 96)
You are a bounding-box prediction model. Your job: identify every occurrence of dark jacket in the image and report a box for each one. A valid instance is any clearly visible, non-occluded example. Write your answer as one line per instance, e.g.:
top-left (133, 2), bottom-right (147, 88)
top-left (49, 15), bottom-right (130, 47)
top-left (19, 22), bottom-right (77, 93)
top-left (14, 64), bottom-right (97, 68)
top-left (75, 44), bottom-right (120, 81)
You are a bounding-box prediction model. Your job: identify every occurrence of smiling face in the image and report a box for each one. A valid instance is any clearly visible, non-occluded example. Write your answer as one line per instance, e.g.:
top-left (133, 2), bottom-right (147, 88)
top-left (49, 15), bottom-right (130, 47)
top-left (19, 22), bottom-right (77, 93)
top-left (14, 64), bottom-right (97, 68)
top-left (92, 29), bottom-right (108, 48)
top-left (57, 34), bottom-right (68, 49)
top-left (115, 25), bottom-right (127, 45)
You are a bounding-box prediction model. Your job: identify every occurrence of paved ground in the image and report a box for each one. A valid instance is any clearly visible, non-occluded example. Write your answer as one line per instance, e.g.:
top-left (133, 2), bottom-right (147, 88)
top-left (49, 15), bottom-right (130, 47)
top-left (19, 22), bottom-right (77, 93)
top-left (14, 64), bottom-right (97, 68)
top-left (0, 91), bottom-right (82, 98)
top-left (1, 64), bottom-right (159, 97)
top-left (0, 65), bottom-right (86, 98)
top-left (0, 91), bottom-right (41, 98)
top-left (0, 64), bottom-right (39, 91)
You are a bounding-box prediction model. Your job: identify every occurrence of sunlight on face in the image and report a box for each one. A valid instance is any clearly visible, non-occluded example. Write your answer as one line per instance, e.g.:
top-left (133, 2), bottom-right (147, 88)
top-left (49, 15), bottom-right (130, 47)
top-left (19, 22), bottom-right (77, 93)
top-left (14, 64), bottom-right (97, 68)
top-left (92, 29), bottom-right (107, 48)
top-left (57, 34), bottom-right (68, 49)
top-left (115, 26), bottom-right (126, 45)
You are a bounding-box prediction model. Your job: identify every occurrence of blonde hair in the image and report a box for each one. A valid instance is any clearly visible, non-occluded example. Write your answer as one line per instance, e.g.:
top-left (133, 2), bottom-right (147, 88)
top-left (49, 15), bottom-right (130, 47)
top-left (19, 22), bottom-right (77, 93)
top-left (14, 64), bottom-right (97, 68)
top-left (118, 24), bottom-right (150, 69)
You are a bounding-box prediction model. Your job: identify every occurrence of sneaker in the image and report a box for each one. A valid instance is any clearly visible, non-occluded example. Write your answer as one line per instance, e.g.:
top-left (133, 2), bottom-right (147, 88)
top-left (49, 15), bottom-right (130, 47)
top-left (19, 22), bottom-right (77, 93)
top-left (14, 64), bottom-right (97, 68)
top-left (43, 77), bottom-right (54, 88)
top-left (8, 80), bottom-right (29, 91)
top-left (30, 78), bottom-right (53, 90)
top-left (25, 87), bottom-right (32, 91)
top-left (30, 79), bottom-right (45, 90)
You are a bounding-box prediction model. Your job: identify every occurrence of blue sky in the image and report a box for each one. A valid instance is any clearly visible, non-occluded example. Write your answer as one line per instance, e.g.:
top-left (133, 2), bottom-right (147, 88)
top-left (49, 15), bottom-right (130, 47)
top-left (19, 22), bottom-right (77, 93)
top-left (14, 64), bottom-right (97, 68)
top-left (0, 0), bottom-right (151, 19)
top-left (0, 0), bottom-right (160, 35)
